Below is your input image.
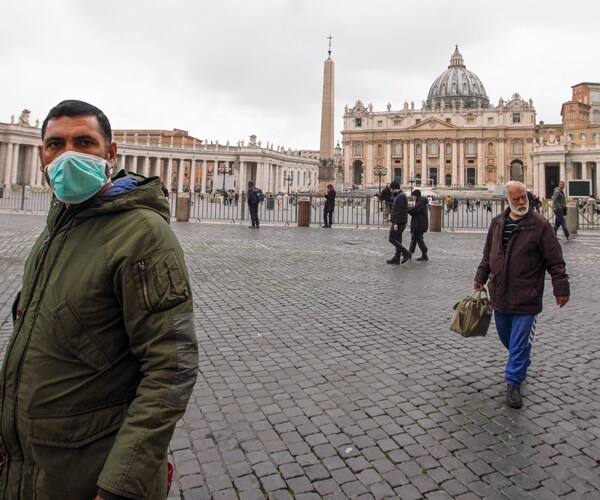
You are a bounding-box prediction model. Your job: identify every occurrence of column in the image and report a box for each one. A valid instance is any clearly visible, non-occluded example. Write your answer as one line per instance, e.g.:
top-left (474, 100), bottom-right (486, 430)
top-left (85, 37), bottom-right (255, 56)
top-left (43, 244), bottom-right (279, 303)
top-left (538, 161), bottom-right (546, 200)
top-left (385, 141), bottom-right (392, 184)
top-left (409, 140), bottom-right (415, 179)
top-left (477, 140), bottom-right (484, 185)
top-left (189, 159), bottom-right (196, 193)
top-left (200, 160), bottom-right (207, 193)
top-left (177, 159), bottom-right (185, 191)
top-left (451, 140), bottom-right (458, 186)
top-left (28, 146), bottom-right (38, 187)
top-left (143, 156), bottom-right (150, 177)
top-left (559, 161), bottom-right (567, 183)
top-left (403, 141), bottom-right (408, 183)
top-left (366, 142), bottom-right (373, 186)
top-left (239, 161), bottom-right (246, 192)
top-left (458, 140), bottom-right (465, 186)
top-left (10, 144), bottom-right (21, 185)
top-left (154, 157), bottom-right (162, 178)
top-left (343, 142), bottom-right (351, 190)
top-left (118, 154), bottom-right (126, 171)
top-left (498, 138), bottom-right (506, 184)
top-left (166, 157), bottom-right (173, 191)
top-left (420, 142), bottom-right (427, 183)
top-left (4, 142), bottom-right (14, 186)
top-left (439, 139), bottom-right (445, 184)
top-left (131, 155), bottom-right (138, 174)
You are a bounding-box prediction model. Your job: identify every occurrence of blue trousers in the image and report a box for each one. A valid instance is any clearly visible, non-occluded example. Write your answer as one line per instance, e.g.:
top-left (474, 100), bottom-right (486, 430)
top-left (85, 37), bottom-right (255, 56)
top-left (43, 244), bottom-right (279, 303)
top-left (554, 209), bottom-right (570, 238)
top-left (494, 311), bottom-right (537, 386)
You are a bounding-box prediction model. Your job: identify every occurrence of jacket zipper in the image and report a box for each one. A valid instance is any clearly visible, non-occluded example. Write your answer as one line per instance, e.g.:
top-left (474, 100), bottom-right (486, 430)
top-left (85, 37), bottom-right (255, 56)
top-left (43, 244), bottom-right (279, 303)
top-left (138, 260), bottom-right (153, 310)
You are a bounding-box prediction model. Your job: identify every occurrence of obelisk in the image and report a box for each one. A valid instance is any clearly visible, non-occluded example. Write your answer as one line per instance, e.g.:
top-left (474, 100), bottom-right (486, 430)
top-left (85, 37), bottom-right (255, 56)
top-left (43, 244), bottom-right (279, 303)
top-left (318, 36), bottom-right (335, 192)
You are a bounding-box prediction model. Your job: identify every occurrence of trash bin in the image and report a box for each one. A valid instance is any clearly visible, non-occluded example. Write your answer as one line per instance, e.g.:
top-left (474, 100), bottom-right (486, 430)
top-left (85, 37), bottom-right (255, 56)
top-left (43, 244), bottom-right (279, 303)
top-left (266, 196), bottom-right (274, 210)
top-left (429, 202), bottom-right (442, 232)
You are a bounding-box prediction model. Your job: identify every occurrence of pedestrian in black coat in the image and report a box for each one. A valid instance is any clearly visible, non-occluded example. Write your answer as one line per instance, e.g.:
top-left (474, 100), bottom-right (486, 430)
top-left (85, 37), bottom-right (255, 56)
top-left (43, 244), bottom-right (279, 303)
top-left (323, 184), bottom-right (336, 227)
top-left (408, 189), bottom-right (429, 261)
top-left (386, 180), bottom-right (411, 264)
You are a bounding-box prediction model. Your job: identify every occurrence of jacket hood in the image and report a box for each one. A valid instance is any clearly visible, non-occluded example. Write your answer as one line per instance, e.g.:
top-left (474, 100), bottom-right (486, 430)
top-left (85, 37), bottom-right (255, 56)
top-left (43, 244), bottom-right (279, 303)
top-left (51, 170), bottom-right (170, 224)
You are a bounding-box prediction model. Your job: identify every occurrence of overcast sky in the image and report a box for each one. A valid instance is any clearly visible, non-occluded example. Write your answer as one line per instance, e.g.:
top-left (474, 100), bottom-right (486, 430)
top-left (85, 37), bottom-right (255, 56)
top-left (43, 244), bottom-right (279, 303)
top-left (1, 0), bottom-right (599, 150)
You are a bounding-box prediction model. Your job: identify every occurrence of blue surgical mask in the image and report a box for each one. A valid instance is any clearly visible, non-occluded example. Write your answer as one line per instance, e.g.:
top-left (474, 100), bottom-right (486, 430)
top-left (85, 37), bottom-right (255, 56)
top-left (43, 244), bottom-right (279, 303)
top-left (46, 151), bottom-right (109, 204)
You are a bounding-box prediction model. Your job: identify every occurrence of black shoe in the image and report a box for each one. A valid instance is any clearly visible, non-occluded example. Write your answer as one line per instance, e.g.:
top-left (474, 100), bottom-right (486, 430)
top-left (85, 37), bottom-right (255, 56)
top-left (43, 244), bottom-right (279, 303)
top-left (416, 255), bottom-right (428, 261)
top-left (256, 225), bottom-right (259, 229)
top-left (386, 257), bottom-right (400, 265)
top-left (249, 225), bottom-right (256, 229)
top-left (506, 383), bottom-right (523, 409)
top-left (401, 252), bottom-right (412, 264)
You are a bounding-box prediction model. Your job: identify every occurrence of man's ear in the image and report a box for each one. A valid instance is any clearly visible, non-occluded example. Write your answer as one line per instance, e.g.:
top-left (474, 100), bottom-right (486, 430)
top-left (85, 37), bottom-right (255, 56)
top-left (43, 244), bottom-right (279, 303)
top-left (107, 141), bottom-right (118, 166)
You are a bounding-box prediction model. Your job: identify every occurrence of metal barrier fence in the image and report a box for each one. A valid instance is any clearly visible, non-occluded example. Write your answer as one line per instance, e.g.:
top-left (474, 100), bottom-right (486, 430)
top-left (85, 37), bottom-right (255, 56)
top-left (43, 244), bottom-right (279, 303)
top-left (0, 188), bottom-right (54, 212)
top-left (2, 188), bottom-right (599, 231)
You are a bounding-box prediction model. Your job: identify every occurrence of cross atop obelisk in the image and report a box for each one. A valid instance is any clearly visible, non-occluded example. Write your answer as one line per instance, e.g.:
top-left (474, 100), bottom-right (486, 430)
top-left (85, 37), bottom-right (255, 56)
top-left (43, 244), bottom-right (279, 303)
top-left (318, 36), bottom-right (335, 191)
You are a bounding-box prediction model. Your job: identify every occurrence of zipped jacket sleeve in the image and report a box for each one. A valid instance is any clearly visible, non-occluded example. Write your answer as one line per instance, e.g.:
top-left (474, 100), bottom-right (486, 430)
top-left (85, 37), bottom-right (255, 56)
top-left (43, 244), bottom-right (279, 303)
top-left (96, 211), bottom-right (198, 499)
top-left (474, 220), bottom-right (496, 285)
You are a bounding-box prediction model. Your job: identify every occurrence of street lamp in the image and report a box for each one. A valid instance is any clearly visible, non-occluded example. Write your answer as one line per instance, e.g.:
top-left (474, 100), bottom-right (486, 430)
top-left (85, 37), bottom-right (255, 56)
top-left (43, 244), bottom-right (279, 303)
top-left (284, 172), bottom-right (293, 195)
top-left (218, 162), bottom-right (229, 192)
top-left (373, 164), bottom-right (387, 194)
top-left (407, 175), bottom-right (416, 194)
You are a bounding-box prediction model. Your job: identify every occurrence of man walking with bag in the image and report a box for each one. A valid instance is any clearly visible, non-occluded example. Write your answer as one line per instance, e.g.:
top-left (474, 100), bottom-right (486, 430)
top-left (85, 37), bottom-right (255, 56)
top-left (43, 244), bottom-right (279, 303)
top-left (552, 180), bottom-right (571, 240)
top-left (474, 181), bottom-right (570, 409)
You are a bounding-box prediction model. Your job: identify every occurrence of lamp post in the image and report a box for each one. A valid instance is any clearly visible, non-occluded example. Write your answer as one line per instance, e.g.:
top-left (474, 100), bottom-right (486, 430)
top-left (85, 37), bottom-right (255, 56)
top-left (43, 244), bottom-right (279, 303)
top-left (284, 172), bottom-right (293, 195)
top-left (408, 175), bottom-right (416, 194)
top-left (373, 164), bottom-right (387, 194)
top-left (218, 162), bottom-right (229, 192)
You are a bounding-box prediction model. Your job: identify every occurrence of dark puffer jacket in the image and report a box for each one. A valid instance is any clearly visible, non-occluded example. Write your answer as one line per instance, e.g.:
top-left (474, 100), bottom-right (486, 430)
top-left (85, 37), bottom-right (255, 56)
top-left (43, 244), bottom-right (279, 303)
top-left (408, 197), bottom-right (429, 233)
top-left (474, 208), bottom-right (570, 314)
top-left (390, 191), bottom-right (408, 226)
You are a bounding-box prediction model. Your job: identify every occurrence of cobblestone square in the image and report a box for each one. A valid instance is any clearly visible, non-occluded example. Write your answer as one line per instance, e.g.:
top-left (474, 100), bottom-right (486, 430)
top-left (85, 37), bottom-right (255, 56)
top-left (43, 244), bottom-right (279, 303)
top-left (1, 214), bottom-right (599, 499)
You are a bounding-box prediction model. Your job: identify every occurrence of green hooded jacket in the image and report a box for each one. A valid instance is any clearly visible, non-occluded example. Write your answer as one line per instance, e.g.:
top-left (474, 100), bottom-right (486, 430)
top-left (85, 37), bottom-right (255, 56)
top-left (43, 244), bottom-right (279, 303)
top-left (0, 172), bottom-right (198, 499)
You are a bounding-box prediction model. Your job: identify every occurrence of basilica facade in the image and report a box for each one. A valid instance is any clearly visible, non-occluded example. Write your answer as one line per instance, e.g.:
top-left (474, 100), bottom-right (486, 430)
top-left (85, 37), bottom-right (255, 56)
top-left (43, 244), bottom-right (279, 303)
top-left (341, 46), bottom-right (537, 192)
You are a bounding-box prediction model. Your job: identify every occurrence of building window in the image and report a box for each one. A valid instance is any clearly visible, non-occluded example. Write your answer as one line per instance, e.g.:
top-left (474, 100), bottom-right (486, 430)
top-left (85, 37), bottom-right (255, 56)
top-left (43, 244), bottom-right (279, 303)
top-left (415, 119), bottom-right (421, 124)
top-left (377, 144), bottom-right (383, 155)
top-left (488, 142), bottom-right (494, 155)
top-left (513, 142), bottom-right (522, 155)
top-left (568, 133), bottom-right (574, 141)
top-left (355, 118), bottom-right (362, 127)
top-left (466, 117), bottom-right (475, 124)
top-left (377, 120), bottom-right (383, 127)
top-left (591, 90), bottom-right (600, 103)
top-left (394, 143), bottom-right (402, 155)
top-left (429, 143), bottom-right (438, 155)
top-left (416, 143), bottom-right (422, 155)
top-left (593, 110), bottom-right (600, 122)
top-left (580, 132), bottom-right (586, 141)
top-left (512, 113), bottom-right (521, 123)
top-left (467, 142), bottom-right (475, 155)
top-left (445, 143), bottom-right (452, 155)
top-left (354, 143), bottom-right (362, 156)
top-left (445, 118), bottom-right (451, 124)
top-left (393, 119), bottom-right (402, 126)
top-left (488, 117), bottom-right (494, 124)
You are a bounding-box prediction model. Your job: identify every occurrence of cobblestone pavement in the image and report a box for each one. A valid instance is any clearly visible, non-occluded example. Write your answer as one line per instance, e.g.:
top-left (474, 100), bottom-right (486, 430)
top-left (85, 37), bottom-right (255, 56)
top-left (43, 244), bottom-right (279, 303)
top-left (1, 214), bottom-right (599, 499)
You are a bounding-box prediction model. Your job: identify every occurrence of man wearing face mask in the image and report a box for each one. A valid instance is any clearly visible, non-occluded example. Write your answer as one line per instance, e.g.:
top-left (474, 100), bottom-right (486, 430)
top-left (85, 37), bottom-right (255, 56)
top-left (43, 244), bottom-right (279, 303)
top-left (0, 100), bottom-right (198, 500)
top-left (474, 181), bottom-right (569, 409)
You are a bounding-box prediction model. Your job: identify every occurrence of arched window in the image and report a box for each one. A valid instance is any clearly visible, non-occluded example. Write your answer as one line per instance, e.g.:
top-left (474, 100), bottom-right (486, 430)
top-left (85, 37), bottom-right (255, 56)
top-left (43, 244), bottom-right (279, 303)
top-left (394, 143), bottom-right (402, 155)
top-left (429, 143), bottom-right (438, 155)
top-left (488, 142), bottom-right (494, 155)
top-left (416, 143), bottom-right (422, 155)
top-left (445, 143), bottom-right (452, 155)
top-left (354, 143), bottom-right (362, 156)
top-left (513, 142), bottom-right (522, 155)
top-left (377, 144), bottom-right (383, 155)
top-left (580, 132), bottom-right (586, 141)
top-left (467, 142), bottom-right (475, 155)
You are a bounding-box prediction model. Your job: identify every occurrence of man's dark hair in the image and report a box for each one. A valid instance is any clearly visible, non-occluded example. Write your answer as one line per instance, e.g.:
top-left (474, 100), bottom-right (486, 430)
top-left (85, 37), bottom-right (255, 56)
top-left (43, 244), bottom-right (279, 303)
top-left (248, 180), bottom-right (255, 188)
top-left (41, 100), bottom-right (112, 143)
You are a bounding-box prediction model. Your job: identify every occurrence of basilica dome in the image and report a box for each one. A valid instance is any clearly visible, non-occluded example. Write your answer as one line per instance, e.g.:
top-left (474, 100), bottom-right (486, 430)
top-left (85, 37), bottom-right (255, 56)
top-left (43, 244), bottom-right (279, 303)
top-left (426, 46), bottom-right (489, 109)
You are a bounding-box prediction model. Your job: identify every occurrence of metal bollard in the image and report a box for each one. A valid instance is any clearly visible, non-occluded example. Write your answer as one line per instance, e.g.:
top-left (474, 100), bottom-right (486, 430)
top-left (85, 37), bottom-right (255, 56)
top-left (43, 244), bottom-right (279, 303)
top-left (429, 202), bottom-right (442, 232)
top-left (297, 198), bottom-right (311, 227)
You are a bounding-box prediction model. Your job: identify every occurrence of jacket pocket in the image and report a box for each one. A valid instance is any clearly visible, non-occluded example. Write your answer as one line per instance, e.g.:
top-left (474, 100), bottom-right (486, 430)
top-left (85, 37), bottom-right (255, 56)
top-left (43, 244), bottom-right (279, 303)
top-left (28, 402), bottom-right (128, 448)
top-left (53, 300), bottom-right (113, 372)
top-left (136, 249), bottom-right (189, 312)
top-left (515, 278), bottom-right (543, 308)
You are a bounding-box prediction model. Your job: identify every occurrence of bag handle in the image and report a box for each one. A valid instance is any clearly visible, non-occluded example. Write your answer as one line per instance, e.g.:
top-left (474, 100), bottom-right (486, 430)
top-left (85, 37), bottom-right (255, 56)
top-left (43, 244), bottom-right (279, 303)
top-left (471, 288), bottom-right (488, 303)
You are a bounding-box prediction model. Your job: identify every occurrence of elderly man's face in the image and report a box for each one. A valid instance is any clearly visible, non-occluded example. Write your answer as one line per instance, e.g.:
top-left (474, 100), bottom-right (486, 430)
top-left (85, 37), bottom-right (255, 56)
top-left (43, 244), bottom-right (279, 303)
top-left (506, 185), bottom-right (529, 217)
